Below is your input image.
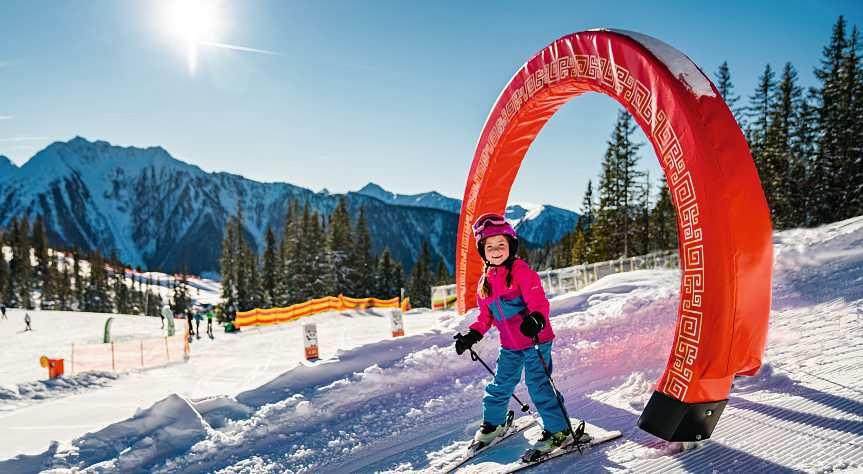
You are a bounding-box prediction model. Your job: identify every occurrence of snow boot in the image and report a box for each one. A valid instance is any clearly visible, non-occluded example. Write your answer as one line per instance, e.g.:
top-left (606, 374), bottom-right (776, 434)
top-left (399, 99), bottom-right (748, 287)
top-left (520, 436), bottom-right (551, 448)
top-left (468, 410), bottom-right (515, 453)
top-left (474, 421), bottom-right (507, 445)
top-left (536, 429), bottom-right (573, 452)
top-left (522, 420), bottom-right (589, 462)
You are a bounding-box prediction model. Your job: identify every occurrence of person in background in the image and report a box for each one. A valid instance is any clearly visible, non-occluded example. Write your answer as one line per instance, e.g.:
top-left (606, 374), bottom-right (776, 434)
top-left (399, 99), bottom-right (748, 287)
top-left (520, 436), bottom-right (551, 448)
top-left (185, 307), bottom-right (195, 337)
top-left (24, 312), bottom-right (32, 331)
top-left (206, 306), bottom-right (214, 338)
top-left (1, 303), bottom-right (7, 320)
top-left (194, 309), bottom-right (203, 339)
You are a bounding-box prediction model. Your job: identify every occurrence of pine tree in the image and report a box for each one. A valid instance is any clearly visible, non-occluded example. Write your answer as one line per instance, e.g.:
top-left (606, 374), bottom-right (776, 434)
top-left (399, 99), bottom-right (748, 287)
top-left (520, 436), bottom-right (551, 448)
top-left (83, 251), bottom-right (112, 313)
top-left (812, 16), bottom-right (848, 224)
top-left (574, 181), bottom-right (595, 264)
top-left (42, 251), bottom-right (60, 310)
top-left (57, 257), bottom-right (73, 311)
top-left (590, 111), bottom-right (644, 260)
top-left (219, 206), bottom-right (243, 314)
top-left (241, 242), bottom-right (262, 311)
top-left (280, 200), bottom-right (302, 305)
top-left (172, 273), bottom-right (192, 314)
top-left (715, 61), bottom-right (744, 127)
top-left (763, 63), bottom-right (802, 228)
top-left (840, 26), bottom-right (863, 219)
top-left (650, 180), bottom-right (678, 251)
top-left (590, 148), bottom-right (616, 262)
top-left (392, 260), bottom-right (405, 300)
top-left (570, 220), bottom-right (589, 264)
top-left (748, 63), bottom-right (777, 208)
top-left (73, 252), bottom-right (84, 310)
top-left (328, 196), bottom-right (353, 296)
top-left (31, 216), bottom-right (54, 308)
top-left (10, 218), bottom-right (34, 309)
top-left (434, 256), bottom-right (450, 285)
top-left (262, 227), bottom-right (279, 307)
top-left (0, 244), bottom-right (9, 304)
top-left (375, 247), bottom-right (402, 298)
top-left (408, 240), bottom-right (434, 308)
top-left (308, 212), bottom-right (330, 298)
top-left (290, 203), bottom-right (315, 303)
top-left (146, 287), bottom-right (163, 317)
top-left (114, 265), bottom-right (132, 314)
top-left (634, 172), bottom-right (652, 255)
top-left (793, 88), bottom-right (820, 226)
top-left (350, 207), bottom-right (374, 296)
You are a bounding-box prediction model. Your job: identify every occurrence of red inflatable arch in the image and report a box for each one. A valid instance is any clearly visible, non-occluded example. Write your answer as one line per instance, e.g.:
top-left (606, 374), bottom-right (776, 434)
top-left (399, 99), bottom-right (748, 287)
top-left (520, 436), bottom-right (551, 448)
top-left (455, 30), bottom-right (773, 441)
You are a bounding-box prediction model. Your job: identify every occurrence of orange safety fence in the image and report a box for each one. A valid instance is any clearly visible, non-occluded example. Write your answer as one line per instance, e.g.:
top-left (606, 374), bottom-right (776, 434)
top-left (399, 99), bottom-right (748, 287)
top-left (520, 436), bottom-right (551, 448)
top-left (70, 334), bottom-right (189, 374)
top-left (235, 295), bottom-right (412, 328)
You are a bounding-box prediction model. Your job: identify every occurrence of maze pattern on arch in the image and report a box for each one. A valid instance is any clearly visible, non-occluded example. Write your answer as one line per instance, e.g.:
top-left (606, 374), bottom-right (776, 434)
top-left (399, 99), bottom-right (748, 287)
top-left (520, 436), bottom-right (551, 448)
top-left (463, 49), bottom-right (705, 400)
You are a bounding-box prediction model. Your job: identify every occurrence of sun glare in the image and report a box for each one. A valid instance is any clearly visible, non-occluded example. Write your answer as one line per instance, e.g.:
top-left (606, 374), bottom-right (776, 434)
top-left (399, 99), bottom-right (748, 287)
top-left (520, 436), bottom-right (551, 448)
top-left (160, 0), bottom-right (223, 75)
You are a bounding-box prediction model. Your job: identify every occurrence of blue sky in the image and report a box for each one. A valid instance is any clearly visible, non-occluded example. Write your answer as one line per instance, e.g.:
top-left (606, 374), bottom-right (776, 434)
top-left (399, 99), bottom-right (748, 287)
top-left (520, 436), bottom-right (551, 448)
top-left (1, 1), bottom-right (861, 212)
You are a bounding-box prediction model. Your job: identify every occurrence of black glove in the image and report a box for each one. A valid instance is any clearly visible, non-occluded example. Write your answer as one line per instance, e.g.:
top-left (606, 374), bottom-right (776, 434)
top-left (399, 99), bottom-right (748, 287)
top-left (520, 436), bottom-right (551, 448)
top-left (519, 311), bottom-right (545, 338)
top-left (454, 329), bottom-right (483, 355)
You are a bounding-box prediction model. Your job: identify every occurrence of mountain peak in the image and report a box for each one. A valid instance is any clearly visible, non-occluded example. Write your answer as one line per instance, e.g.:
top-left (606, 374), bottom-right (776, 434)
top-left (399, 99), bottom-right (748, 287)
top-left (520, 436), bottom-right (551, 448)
top-left (0, 155), bottom-right (17, 179)
top-left (69, 135), bottom-right (90, 145)
top-left (358, 182), bottom-right (387, 194)
top-left (357, 182), bottom-right (395, 202)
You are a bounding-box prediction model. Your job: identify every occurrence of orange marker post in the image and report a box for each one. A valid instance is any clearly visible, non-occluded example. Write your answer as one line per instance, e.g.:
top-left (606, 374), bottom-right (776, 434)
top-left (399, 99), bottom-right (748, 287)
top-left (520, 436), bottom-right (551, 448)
top-left (303, 323), bottom-right (319, 361)
top-left (390, 309), bottom-right (405, 338)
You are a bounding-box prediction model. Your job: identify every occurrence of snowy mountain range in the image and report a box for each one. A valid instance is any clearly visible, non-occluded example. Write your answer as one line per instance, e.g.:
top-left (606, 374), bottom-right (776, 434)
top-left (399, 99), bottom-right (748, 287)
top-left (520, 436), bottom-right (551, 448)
top-left (0, 137), bottom-right (578, 277)
top-left (355, 184), bottom-right (580, 246)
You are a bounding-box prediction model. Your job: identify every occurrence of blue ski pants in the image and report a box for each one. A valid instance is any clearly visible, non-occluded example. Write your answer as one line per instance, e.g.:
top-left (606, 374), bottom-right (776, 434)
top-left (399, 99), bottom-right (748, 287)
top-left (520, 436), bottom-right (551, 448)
top-left (482, 342), bottom-right (568, 433)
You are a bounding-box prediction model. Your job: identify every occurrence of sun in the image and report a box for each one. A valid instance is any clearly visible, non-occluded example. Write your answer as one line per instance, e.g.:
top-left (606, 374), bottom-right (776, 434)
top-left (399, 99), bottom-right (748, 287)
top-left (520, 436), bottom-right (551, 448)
top-left (159, 0), bottom-right (223, 75)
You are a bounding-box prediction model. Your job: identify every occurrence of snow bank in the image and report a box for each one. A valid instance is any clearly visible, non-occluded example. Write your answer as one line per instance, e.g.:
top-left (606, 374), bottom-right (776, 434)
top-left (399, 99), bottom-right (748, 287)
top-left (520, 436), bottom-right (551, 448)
top-left (0, 371), bottom-right (119, 414)
top-left (0, 394), bottom-right (207, 472)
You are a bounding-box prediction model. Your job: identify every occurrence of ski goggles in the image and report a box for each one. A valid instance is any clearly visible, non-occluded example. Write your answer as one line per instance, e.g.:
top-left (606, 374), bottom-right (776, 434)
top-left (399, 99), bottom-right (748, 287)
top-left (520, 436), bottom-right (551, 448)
top-left (472, 213), bottom-right (507, 238)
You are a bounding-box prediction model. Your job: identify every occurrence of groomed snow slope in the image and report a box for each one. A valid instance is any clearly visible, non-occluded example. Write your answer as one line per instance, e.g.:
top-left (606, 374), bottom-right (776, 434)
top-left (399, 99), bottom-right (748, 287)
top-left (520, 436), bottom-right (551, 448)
top-left (1, 216), bottom-right (862, 473)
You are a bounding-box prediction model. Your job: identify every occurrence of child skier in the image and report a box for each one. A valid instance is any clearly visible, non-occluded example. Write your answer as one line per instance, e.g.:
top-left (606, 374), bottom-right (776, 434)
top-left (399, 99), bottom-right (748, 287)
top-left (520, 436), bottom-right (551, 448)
top-left (454, 212), bottom-right (573, 457)
top-left (24, 312), bottom-right (32, 331)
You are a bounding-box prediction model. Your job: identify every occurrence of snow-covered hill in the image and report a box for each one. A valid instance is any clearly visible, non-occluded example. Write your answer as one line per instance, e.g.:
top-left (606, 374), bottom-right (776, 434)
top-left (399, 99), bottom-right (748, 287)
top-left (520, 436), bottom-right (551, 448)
top-left (0, 244), bottom-right (222, 311)
top-left (0, 216), bottom-right (861, 472)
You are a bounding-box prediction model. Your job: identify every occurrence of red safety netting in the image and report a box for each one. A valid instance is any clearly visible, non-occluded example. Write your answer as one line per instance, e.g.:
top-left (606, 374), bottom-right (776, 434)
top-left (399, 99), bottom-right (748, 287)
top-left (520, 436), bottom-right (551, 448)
top-left (71, 334), bottom-right (189, 374)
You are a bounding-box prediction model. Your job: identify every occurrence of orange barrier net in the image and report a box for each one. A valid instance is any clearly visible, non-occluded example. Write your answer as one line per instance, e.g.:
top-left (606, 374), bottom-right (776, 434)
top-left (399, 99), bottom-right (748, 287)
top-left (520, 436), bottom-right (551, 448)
top-left (235, 295), bottom-right (411, 328)
top-left (71, 334), bottom-right (189, 374)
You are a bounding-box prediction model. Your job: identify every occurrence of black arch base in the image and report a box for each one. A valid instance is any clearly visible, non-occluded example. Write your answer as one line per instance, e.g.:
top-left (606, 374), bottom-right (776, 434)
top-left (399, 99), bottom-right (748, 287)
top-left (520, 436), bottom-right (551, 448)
top-left (637, 391), bottom-right (727, 441)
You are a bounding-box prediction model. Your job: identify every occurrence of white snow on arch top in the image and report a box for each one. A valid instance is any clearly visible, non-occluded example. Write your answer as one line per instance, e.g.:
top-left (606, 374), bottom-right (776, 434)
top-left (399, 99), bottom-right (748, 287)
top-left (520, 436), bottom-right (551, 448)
top-left (600, 29), bottom-right (717, 99)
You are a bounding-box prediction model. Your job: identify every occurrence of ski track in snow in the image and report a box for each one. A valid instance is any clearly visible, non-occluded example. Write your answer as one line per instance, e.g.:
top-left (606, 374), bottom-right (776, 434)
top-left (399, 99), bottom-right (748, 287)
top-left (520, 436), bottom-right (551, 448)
top-left (1, 217), bottom-right (862, 472)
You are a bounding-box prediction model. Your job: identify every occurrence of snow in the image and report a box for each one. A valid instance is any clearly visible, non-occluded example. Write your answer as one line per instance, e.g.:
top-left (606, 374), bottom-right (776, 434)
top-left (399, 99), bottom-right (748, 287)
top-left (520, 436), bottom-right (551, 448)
top-left (1, 216), bottom-right (863, 472)
top-left (605, 29), bottom-right (717, 99)
top-left (0, 307), bottom-right (443, 461)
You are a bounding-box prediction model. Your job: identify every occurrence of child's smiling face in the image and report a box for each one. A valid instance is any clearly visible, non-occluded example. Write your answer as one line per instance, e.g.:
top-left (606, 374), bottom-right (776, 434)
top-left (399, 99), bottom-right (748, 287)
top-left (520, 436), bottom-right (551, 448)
top-left (483, 235), bottom-right (510, 266)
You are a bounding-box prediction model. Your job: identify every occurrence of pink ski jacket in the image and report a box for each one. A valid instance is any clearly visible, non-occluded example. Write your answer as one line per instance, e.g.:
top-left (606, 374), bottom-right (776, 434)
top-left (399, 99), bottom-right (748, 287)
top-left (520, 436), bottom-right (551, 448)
top-left (469, 258), bottom-right (554, 351)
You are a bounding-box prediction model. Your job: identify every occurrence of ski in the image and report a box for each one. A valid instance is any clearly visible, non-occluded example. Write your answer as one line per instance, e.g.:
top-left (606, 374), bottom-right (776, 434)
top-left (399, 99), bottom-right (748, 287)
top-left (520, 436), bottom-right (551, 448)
top-left (505, 420), bottom-right (622, 473)
top-left (442, 411), bottom-right (538, 474)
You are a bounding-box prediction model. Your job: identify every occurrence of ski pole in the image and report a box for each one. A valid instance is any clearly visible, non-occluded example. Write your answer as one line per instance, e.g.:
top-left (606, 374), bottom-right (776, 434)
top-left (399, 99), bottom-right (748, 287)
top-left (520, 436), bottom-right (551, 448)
top-left (455, 334), bottom-right (530, 413)
top-left (532, 336), bottom-right (581, 443)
